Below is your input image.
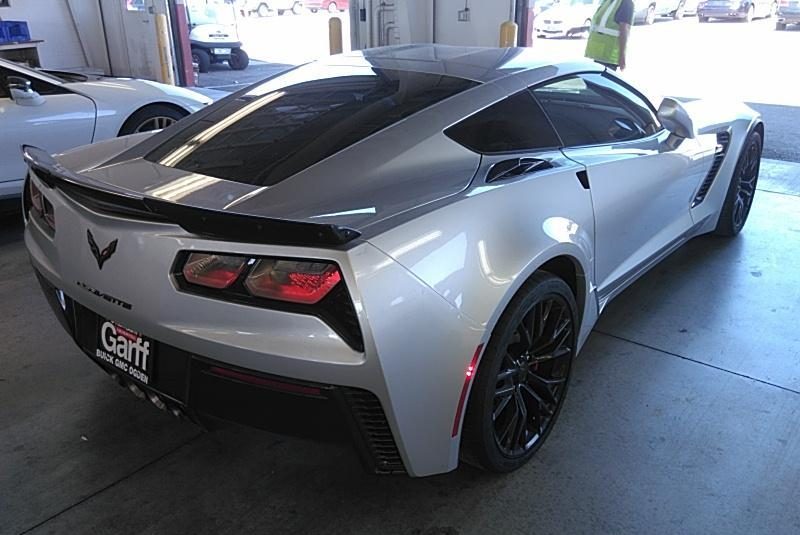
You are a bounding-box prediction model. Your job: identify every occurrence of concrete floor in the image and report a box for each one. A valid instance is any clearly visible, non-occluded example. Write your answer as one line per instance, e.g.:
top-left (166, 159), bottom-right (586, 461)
top-left (2, 160), bottom-right (800, 535)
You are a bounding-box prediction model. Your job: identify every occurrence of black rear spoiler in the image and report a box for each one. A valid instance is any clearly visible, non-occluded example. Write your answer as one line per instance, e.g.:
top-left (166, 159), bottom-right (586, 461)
top-left (22, 145), bottom-right (361, 247)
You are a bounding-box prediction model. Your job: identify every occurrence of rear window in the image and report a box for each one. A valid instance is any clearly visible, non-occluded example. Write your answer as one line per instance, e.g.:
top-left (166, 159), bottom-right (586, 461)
top-left (146, 66), bottom-right (478, 186)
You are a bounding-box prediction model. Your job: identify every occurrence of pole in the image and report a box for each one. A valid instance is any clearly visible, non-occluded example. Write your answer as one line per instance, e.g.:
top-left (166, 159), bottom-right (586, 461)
top-left (499, 21), bottom-right (518, 47)
top-left (329, 16), bottom-right (343, 55)
top-left (155, 13), bottom-right (176, 85)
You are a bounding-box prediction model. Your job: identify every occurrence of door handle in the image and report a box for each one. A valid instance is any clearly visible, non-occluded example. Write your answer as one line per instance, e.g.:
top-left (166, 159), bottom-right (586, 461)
top-left (486, 158), bottom-right (553, 183)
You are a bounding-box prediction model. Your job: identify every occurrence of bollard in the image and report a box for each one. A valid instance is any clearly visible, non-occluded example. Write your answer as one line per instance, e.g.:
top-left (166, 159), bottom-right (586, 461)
top-left (155, 13), bottom-right (176, 85)
top-left (329, 17), bottom-right (343, 55)
top-left (499, 20), bottom-right (519, 48)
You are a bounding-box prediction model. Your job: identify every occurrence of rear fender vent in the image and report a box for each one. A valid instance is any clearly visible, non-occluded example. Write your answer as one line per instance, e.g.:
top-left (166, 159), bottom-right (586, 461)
top-left (692, 130), bottom-right (731, 208)
top-left (342, 389), bottom-right (406, 474)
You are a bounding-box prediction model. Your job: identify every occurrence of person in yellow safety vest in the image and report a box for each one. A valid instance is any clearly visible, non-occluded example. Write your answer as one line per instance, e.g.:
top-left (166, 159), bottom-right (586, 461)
top-left (585, 0), bottom-right (635, 71)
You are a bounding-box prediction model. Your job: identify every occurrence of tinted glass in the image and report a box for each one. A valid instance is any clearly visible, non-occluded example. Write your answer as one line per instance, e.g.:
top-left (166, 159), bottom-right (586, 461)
top-left (532, 73), bottom-right (660, 147)
top-left (0, 67), bottom-right (67, 98)
top-left (445, 90), bottom-right (561, 154)
top-left (146, 67), bottom-right (478, 186)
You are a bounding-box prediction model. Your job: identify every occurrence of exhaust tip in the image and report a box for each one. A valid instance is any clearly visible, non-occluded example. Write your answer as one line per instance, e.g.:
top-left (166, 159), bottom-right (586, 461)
top-left (128, 382), bottom-right (146, 399)
top-left (148, 393), bottom-right (167, 411)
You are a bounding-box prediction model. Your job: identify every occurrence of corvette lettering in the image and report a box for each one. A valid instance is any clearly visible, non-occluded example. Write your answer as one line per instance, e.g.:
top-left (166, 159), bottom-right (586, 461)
top-left (96, 321), bottom-right (150, 384)
top-left (76, 281), bottom-right (132, 310)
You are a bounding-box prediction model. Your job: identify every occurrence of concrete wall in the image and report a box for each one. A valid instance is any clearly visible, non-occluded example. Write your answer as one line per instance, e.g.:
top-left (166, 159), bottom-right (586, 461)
top-left (0, 0), bottom-right (170, 80)
top-left (0, 0), bottom-right (91, 68)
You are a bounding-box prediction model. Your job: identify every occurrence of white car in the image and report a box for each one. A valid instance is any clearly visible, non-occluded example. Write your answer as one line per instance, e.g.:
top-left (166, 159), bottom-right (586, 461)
top-left (0, 58), bottom-right (211, 200)
top-left (535, 0), bottom-right (601, 39)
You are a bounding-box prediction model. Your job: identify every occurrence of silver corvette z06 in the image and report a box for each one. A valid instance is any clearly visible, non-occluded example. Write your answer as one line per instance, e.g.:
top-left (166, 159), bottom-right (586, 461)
top-left (24, 45), bottom-right (763, 477)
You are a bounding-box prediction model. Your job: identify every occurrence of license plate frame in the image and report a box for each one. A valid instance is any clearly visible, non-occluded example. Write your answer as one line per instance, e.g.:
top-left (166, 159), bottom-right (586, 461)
top-left (94, 318), bottom-right (155, 386)
top-left (212, 47), bottom-right (231, 55)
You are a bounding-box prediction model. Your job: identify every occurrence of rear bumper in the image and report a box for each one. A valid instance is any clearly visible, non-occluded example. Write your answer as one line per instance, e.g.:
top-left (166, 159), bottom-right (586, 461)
top-left (24, 170), bottom-right (487, 477)
top-left (698, 7), bottom-right (748, 17)
top-left (36, 271), bottom-right (405, 474)
top-left (777, 11), bottom-right (800, 22)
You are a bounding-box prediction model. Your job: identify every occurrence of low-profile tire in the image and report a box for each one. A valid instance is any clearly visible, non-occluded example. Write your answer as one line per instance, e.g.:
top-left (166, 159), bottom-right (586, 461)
top-left (776, 21), bottom-right (787, 30)
top-left (461, 272), bottom-right (578, 473)
top-left (714, 130), bottom-right (762, 237)
top-left (191, 48), bottom-right (211, 73)
top-left (118, 104), bottom-right (188, 136)
top-left (699, 15), bottom-right (710, 22)
top-left (228, 48), bottom-right (249, 70)
top-left (743, 4), bottom-right (755, 21)
top-left (645, 4), bottom-right (656, 24)
top-left (673, 1), bottom-right (685, 19)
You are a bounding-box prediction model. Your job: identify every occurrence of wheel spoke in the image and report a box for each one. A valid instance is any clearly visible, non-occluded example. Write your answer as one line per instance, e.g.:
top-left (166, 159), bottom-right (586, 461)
top-left (493, 393), bottom-right (514, 421)
top-left (522, 377), bottom-right (558, 409)
top-left (495, 382), bottom-right (515, 398)
top-left (517, 319), bottom-right (533, 352)
top-left (512, 389), bottom-right (528, 448)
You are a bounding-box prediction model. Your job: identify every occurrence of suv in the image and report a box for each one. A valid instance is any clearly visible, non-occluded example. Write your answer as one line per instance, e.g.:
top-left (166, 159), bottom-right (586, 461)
top-left (776, 0), bottom-right (800, 28)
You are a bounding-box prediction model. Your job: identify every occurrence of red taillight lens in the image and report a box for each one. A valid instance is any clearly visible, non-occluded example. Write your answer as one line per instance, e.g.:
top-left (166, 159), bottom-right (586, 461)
top-left (182, 252), bottom-right (248, 289)
top-left (28, 178), bottom-right (55, 231)
top-left (29, 179), bottom-right (43, 214)
top-left (245, 259), bottom-right (341, 304)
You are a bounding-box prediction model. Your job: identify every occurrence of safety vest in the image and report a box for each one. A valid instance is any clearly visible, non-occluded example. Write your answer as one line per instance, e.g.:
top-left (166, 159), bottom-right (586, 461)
top-left (585, 0), bottom-right (624, 65)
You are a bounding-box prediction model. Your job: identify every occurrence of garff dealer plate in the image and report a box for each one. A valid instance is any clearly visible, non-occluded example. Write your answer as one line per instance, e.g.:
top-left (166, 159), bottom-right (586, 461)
top-left (95, 319), bottom-right (153, 385)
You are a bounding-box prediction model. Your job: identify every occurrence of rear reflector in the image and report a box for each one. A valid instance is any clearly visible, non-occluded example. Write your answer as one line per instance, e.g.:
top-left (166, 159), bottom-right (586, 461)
top-left (208, 366), bottom-right (323, 396)
top-left (245, 259), bottom-right (341, 305)
top-left (452, 344), bottom-right (484, 437)
top-left (182, 253), bottom-right (247, 289)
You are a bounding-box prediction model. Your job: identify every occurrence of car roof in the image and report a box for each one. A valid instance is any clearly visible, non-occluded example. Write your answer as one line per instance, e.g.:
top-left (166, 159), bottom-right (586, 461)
top-left (325, 44), bottom-right (602, 84)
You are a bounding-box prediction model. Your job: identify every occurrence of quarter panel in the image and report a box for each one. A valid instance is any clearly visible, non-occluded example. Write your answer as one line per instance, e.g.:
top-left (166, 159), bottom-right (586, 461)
top-left (368, 150), bottom-right (597, 349)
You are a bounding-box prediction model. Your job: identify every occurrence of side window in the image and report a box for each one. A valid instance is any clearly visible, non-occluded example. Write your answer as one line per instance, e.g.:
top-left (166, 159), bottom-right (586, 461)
top-left (0, 68), bottom-right (11, 99)
top-left (531, 73), bottom-right (661, 147)
top-left (0, 66), bottom-right (66, 99)
top-left (445, 90), bottom-right (562, 154)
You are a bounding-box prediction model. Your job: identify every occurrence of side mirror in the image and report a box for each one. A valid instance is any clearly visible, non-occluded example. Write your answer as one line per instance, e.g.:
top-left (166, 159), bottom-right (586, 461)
top-left (657, 97), bottom-right (695, 139)
top-left (7, 76), bottom-right (46, 107)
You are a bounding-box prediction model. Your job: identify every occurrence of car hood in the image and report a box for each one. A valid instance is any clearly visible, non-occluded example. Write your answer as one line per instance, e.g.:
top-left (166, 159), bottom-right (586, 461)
top-left (65, 78), bottom-right (212, 112)
top-left (52, 124), bottom-right (480, 233)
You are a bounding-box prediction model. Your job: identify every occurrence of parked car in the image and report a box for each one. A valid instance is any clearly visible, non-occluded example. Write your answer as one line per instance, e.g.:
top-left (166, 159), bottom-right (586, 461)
top-left (22, 45), bottom-right (763, 477)
top-left (305, 0), bottom-right (348, 13)
top-left (238, 0), bottom-right (304, 16)
top-left (0, 58), bottom-right (210, 200)
top-left (534, 0), bottom-right (600, 38)
top-left (682, 0), bottom-right (701, 15)
top-left (634, 0), bottom-right (686, 24)
top-left (776, 0), bottom-right (800, 27)
top-left (697, 0), bottom-right (777, 21)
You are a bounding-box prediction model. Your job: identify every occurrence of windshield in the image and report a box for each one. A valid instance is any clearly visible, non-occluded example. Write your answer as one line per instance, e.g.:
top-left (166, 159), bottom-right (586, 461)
top-left (187, 0), bottom-right (237, 25)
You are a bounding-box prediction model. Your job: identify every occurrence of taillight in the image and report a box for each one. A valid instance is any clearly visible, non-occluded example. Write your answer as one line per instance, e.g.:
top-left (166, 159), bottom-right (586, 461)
top-left (28, 177), bottom-right (55, 231)
top-left (182, 252), bottom-right (248, 289)
top-left (29, 179), bottom-right (43, 213)
top-left (245, 259), bottom-right (341, 304)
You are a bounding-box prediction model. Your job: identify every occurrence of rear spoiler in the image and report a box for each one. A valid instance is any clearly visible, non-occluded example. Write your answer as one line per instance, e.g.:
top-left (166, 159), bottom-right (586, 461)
top-left (22, 145), bottom-right (361, 247)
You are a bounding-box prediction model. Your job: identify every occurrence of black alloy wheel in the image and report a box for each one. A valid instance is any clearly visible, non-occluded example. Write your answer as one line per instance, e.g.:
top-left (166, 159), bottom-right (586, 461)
top-left (715, 130), bottom-right (762, 236)
top-left (461, 272), bottom-right (577, 472)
